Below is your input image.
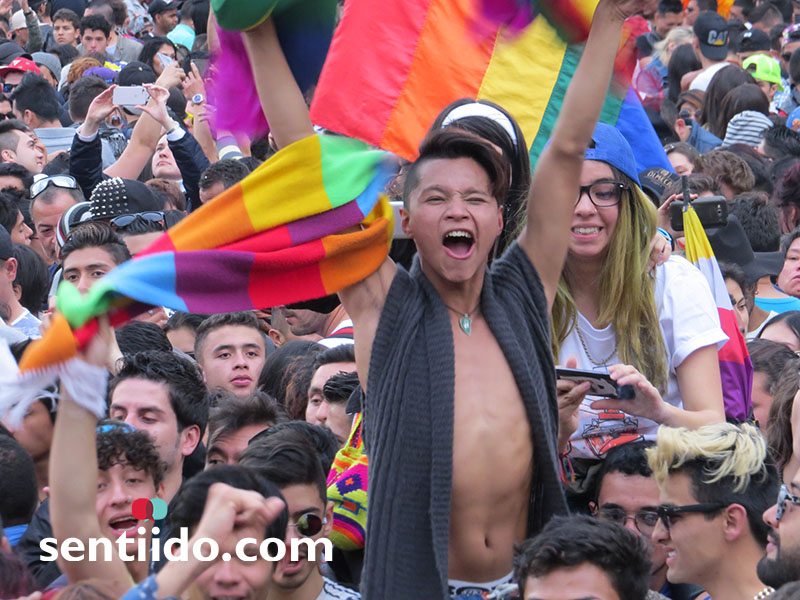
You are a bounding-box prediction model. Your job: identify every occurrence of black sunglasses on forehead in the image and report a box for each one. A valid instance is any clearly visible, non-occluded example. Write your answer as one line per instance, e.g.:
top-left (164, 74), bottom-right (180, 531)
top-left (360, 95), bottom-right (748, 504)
top-left (109, 211), bottom-right (167, 231)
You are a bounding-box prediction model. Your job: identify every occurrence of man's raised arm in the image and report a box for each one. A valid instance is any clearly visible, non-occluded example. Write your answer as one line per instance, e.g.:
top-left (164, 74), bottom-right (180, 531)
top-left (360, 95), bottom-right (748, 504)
top-left (49, 322), bottom-right (132, 595)
top-left (241, 19), bottom-right (316, 150)
top-left (519, 0), bottom-right (641, 310)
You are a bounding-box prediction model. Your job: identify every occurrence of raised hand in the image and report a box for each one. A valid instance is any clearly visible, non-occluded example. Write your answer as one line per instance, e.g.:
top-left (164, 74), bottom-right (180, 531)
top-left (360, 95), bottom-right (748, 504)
top-left (83, 85), bottom-right (119, 136)
top-left (138, 84), bottom-right (174, 131)
top-left (590, 363), bottom-right (666, 423)
top-left (192, 483), bottom-right (285, 558)
top-left (155, 61), bottom-right (186, 90)
top-left (647, 231), bottom-right (672, 273)
top-left (556, 357), bottom-right (590, 454)
top-left (182, 62), bottom-right (206, 101)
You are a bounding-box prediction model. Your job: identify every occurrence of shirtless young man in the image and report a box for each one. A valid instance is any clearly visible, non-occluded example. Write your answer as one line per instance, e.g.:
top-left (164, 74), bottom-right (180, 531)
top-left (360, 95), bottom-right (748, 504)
top-left (240, 0), bottom-right (643, 595)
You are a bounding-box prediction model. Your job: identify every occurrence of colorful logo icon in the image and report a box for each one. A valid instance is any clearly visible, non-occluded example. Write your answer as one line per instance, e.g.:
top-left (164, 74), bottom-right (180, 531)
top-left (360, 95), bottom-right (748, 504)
top-left (132, 497), bottom-right (168, 521)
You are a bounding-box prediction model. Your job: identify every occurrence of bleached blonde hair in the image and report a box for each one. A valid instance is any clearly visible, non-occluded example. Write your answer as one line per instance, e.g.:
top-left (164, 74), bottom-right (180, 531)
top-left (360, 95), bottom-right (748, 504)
top-left (654, 27), bottom-right (694, 65)
top-left (647, 423), bottom-right (768, 494)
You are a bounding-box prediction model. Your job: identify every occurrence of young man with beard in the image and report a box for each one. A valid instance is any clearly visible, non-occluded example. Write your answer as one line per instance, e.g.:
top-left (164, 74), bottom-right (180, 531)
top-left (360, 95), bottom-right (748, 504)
top-left (758, 466), bottom-right (800, 590)
top-left (282, 296), bottom-right (353, 348)
top-left (239, 428), bottom-right (360, 600)
top-left (108, 349), bottom-right (208, 502)
top-left (591, 442), bottom-right (702, 600)
top-left (648, 423), bottom-right (780, 600)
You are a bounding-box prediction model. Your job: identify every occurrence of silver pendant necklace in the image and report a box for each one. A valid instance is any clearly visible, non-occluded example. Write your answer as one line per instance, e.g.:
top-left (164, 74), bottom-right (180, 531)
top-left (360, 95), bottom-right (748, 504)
top-left (443, 301), bottom-right (480, 335)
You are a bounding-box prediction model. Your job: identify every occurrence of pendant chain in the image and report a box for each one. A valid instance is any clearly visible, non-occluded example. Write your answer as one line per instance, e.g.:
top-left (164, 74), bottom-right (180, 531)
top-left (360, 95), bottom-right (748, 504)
top-left (575, 322), bottom-right (618, 366)
top-left (443, 300), bottom-right (480, 336)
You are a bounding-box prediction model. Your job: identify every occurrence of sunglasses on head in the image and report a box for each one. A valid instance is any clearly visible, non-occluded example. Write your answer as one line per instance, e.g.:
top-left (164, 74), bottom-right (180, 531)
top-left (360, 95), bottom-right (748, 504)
top-left (289, 512), bottom-right (326, 537)
top-left (96, 421), bottom-right (136, 434)
top-left (109, 211), bottom-right (166, 231)
top-left (30, 174), bottom-right (79, 198)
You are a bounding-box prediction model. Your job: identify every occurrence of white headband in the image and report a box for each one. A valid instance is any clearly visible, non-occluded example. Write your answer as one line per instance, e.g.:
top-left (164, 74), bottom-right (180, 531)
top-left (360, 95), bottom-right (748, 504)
top-left (440, 102), bottom-right (518, 145)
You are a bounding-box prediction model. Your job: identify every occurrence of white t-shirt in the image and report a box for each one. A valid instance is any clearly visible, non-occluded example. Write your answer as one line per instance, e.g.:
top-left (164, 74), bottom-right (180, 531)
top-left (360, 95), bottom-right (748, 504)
top-left (318, 576), bottom-right (361, 599)
top-left (689, 62), bottom-right (731, 92)
top-left (559, 256), bottom-right (727, 460)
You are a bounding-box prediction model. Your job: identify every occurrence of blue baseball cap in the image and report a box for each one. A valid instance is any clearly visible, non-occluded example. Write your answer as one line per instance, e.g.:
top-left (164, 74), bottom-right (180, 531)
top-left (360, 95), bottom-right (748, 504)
top-left (584, 122), bottom-right (640, 186)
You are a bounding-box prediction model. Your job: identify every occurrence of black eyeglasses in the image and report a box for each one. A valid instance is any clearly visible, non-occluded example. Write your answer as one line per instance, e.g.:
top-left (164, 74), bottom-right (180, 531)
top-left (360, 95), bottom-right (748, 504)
top-left (777, 484), bottom-right (800, 522)
top-left (597, 506), bottom-right (660, 535)
top-left (656, 503), bottom-right (727, 534)
top-left (0, 110), bottom-right (14, 121)
top-left (30, 174), bottom-right (79, 198)
top-left (289, 512), bottom-right (326, 537)
top-left (576, 180), bottom-right (627, 208)
top-left (109, 211), bottom-right (166, 231)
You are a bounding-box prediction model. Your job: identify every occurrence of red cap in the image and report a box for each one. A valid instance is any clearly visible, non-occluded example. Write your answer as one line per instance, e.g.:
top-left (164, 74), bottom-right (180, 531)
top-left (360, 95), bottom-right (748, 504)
top-left (0, 56), bottom-right (40, 78)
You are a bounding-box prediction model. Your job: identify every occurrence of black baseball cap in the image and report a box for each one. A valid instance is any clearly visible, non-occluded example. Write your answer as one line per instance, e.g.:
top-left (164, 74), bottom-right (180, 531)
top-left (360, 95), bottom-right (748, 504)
top-left (639, 167), bottom-right (680, 204)
top-left (149, 0), bottom-right (180, 16)
top-left (117, 61), bottom-right (156, 87)
top-left (693, 11), bottom-right (730, 60)
top-left (736, 28), bottom-right (770, 53)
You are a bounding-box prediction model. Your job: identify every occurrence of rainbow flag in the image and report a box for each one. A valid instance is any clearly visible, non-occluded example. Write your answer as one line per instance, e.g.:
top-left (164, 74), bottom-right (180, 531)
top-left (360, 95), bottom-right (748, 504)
top-left (208, 0), bottom-right (338, 137)
top-left (309, 0), bottom-right (672, 174)
top-left (683, 204), bottom-right (753, 423)
top-left (14, 135), bottom-right (395, 376)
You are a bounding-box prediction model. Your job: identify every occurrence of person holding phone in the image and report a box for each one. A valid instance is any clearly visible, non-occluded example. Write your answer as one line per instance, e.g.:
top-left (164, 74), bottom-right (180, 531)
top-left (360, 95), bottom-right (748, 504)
top-left (553, 125), bottom-right (727, 470)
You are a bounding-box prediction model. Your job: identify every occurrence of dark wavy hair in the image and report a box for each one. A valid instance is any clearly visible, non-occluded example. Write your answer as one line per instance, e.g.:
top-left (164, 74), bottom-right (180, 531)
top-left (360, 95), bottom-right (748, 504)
top-left (514, 515), bottom-right (651, 600)
top-left (96, 420), bottom-right (167, 488)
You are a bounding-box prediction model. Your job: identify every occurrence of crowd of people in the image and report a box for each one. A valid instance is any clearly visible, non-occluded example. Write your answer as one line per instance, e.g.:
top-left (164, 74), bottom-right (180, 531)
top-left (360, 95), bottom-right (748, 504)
top-left (5, 0), bottom-right (800, 598)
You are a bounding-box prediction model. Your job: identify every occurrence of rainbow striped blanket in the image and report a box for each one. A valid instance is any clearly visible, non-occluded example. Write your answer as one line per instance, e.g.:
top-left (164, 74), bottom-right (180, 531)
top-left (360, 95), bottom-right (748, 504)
top-left (5, 135), bottom-right (394, 404)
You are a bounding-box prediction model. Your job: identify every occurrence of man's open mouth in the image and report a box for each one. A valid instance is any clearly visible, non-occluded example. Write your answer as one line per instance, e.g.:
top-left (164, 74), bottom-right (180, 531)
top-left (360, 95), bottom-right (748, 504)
top-left (442, 230), bottom-right (475, 258)
top-left (108, 517), bottom-right (138, 535)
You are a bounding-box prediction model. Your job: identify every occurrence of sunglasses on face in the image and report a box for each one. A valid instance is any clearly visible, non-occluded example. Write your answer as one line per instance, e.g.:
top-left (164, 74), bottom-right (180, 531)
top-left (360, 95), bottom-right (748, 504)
top-left (109, 211), bottom-right (166, 231)
top-left (655, 503), bottom-right (727, 534)
top-left (289, 512), bottom-right (326, 537)
top-left (777, 484), bottom-right (800, 522)
top-left (30, 174), bottom-right (79, 198)
top-left (2, 82), bottom-right (16, 94)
